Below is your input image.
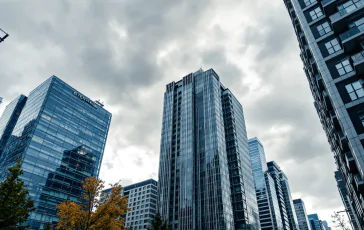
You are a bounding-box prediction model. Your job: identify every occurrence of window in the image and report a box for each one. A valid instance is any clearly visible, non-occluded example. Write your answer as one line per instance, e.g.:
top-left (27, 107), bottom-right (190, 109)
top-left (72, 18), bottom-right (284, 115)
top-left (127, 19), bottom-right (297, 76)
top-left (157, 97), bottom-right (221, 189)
top-left (317, 22), bottom-right (331, 36)
top-left (338, 0), bottom-right (364, 14)
top-left (358, 111), bottom-right (364, 127)
top-left (309, 7), bottom-right (323, 20)
top-left (345, 80), bottom-right (364, 100)
top-left (336, 59), bottom-right (354, 76)
top-left (325, 39), bottom-right (341, 54)
top-left (304, 0), bottom-right (316, 6)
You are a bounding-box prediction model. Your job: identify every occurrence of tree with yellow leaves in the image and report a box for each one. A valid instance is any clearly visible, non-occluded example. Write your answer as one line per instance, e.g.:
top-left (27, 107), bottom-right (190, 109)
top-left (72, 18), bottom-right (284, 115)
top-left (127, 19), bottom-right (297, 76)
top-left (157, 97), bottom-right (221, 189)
top-left (56, 177), bottom-right (129, 230)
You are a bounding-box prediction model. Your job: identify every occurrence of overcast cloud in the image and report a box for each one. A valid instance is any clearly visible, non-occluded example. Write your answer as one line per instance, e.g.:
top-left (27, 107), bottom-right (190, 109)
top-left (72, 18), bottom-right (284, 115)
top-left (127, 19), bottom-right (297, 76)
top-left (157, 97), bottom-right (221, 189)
top-left (0, 0), bottom-right (344, 227)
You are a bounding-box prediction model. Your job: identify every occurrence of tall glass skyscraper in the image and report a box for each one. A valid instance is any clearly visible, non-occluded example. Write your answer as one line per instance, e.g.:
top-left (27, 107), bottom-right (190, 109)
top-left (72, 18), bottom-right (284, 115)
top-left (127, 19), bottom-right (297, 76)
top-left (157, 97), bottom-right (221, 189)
top-left (267, 161), bottom-right (300, 230)
top-left (293, 199), bottom-right (311, 230)
top-left (0, 76), bottom-right (112, 229)
top-left (248, 138), bottom-right (283, 230)
top-left (283, 0), bottom-right (364, 227)
top-left (308, 214), bottom-right (324, 230)
top-left (157, 69), bottom-right (259, 230)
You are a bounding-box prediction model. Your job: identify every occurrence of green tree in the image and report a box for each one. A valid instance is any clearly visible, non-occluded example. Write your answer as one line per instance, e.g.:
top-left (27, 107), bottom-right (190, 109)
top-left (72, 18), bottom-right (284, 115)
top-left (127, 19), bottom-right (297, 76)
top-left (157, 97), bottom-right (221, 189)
top-left (148, 213), bottom-right (171, 230)
top-left (0, 159), bottom-right (36, 229)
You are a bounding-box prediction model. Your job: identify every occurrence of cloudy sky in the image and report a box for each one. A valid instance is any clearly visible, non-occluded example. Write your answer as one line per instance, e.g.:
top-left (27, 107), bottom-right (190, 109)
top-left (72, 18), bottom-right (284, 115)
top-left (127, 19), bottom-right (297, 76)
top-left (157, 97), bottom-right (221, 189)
top-left (0, 0), bottom-right (345, 227)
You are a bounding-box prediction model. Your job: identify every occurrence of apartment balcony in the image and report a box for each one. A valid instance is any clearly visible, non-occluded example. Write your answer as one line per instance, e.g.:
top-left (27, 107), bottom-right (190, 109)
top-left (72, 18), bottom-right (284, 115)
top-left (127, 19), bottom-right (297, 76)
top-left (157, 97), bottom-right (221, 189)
top-left (329, 110), bottom-right (341, 130)
top-left (345, 151), bottom-right (358, 173)
top-left (353, 173), bottom-right (364, 192)
top-left (322, 0), bottom-right (346, 15)
top-left (316, 73), bottom-right (325, 90)
top-left (340, 24), bottom-right (364, 53)
top-left (352, 50), bottom-right (364, 74)
top-left (330, 0), bottom-right (364, 32)
top-left (338, 131), bottom-right (350, 152)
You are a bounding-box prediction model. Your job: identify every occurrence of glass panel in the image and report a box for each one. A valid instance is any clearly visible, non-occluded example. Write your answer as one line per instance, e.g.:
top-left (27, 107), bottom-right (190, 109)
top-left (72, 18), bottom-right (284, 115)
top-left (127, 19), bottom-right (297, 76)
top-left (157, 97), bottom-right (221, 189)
top-left (346, 84), bottom-right (354, 92)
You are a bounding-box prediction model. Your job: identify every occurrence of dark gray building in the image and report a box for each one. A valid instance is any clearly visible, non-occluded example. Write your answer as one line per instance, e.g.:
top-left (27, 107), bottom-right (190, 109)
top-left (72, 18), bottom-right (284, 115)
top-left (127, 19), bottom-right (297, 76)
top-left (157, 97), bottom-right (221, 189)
top-left (157, 69), bottom-right (260, 230)
top-left (0, 76), bottom-right (112, 229)
top-left (267, 161), bottom-right (300, 230)
top-left (335, 170), bottom-right (360, 229)
top-left (283, 0), bottom-right (364, 228)
top-left (293, 199), bottom-right (311, 230)
top-left (248, 138), bottom-right (283, 230)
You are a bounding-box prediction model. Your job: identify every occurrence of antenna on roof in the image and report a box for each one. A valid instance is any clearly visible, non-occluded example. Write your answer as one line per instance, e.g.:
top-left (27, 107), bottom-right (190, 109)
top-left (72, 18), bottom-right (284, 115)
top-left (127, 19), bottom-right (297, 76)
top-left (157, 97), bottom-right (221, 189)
top-left (95, 99), bottom-right (104, 107)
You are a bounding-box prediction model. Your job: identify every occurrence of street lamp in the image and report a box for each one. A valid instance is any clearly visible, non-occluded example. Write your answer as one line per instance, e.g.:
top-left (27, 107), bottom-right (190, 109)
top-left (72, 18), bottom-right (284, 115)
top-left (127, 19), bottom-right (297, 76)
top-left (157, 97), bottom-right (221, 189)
top-left (0, 28), bottom-right (9, 43)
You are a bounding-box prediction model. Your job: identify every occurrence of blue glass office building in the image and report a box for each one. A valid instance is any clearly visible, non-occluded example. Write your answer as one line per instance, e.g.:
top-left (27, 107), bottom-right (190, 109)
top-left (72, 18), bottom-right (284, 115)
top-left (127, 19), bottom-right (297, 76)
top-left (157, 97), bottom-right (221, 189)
top-left (157, 69), bottom-right (259, 230)
top-left (293, 199), bottom-right (311, 230)
top-left (248, 138), bottom-right (283, 230)
top-left (0, 76), bottom-right (112, 229)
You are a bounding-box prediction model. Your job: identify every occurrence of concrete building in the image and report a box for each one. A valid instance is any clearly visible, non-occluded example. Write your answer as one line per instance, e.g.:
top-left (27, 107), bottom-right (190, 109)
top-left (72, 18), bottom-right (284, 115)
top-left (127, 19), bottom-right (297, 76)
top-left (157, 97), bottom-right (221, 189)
top-left (283, 0), bottom-right (364, 227)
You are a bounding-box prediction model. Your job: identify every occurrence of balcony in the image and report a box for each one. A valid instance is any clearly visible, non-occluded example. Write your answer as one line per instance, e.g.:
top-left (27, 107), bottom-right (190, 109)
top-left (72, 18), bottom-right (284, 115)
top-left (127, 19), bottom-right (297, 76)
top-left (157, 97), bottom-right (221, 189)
top-left (330, 1), bottom-right (364, 31)
top-left (322, 0), bottom-right (335, 6)
top-left (329, 110), bottom-right (341, 129)
top-left (345, 151), bottom-right (358, 173)
top-left (316, 73), bottom-right (325, 90)
top-left (353, 173), bottom-right (364, 192)
top-left (352, 50), bottom-right (364, 74)
top-left (340, 24), bottom-right (364, 52)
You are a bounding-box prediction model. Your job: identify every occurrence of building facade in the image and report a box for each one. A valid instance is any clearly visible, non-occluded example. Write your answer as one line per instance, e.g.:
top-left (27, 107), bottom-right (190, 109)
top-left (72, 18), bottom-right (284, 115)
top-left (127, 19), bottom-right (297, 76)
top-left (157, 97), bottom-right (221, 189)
top-left (281, 172), bottom-right (300, 230)
top-left (267, 161), bottom-right (300, 230)
top-left (308, 214), bottom-right (324, 230)
top-left (103, 179), bottom-right (158, 230)
top-left (248, 138), bottom-right (283, 230)
top-left (0, 95), bottom-right (27, 156)
top-left (293, 199), bottom-right (311, 230)
top-left (0, 76), bottom-right (112, 229)
top-left (283, 0), bottom-right (364, 228)
top-left (321, 220), bottom-right (331, 230)
top-left (157, 69), bottom-right (259, 230)
top-left (335, 170), bottom-right (360, 229)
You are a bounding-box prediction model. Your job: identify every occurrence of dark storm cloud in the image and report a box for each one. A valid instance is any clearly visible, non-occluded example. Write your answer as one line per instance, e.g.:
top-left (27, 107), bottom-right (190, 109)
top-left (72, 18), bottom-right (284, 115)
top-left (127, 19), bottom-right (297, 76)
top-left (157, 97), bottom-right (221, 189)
top-left (0, 0), bottom-right (344, 223)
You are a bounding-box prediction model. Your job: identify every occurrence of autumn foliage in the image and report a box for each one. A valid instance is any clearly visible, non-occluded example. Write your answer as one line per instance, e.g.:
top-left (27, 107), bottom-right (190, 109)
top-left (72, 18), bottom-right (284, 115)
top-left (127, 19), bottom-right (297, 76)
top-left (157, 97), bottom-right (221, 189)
top-left (56, 177), bottom-right (129, 230)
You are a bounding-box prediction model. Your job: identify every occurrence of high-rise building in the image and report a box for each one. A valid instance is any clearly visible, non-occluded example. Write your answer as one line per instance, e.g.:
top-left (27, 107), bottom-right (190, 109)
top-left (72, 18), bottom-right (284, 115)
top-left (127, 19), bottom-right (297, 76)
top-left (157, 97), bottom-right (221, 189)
top-left (102, 179), bottom-right (158, 230)
top-left (267, 161), bottom-right (300, 230)
top-left (0, 95), bottom-right (27, 156)
top-left (0, 76), bottom-right (112, 229)
top-left (322, 220), bottom-right (331, 230)
top-left (335, 171), bottom-right (360, 230)
top-left (293, 199), bottom-right (311, 230)
top-left (248, 138), bottom-right (283, 230)
top-left (308, 214), bottom-right (324, 230)
top-left (157, 69), bottom-right (259, 230)
top-left (281, 172), bottom-right (300, 230)
top-left (283, 0), bottom-right (364, 227)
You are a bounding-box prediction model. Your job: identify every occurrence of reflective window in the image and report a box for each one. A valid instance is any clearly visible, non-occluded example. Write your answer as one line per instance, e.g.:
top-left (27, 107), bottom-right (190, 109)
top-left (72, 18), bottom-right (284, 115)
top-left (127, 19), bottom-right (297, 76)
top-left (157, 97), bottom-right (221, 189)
top-left (304, 0), bottom-right (316, 6)
top-left (325, 38), bottom-right (341, 54)
top-left (338, 0), bottom-right (364, 14)
top-left (335, 59), bottom-right (353, 76)
top-left (317, 22), bottom-right (331, 36)
top-left (309, 7), bottom-right (323, 20)
top-left (345, 80), bottom-right (364, 100)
